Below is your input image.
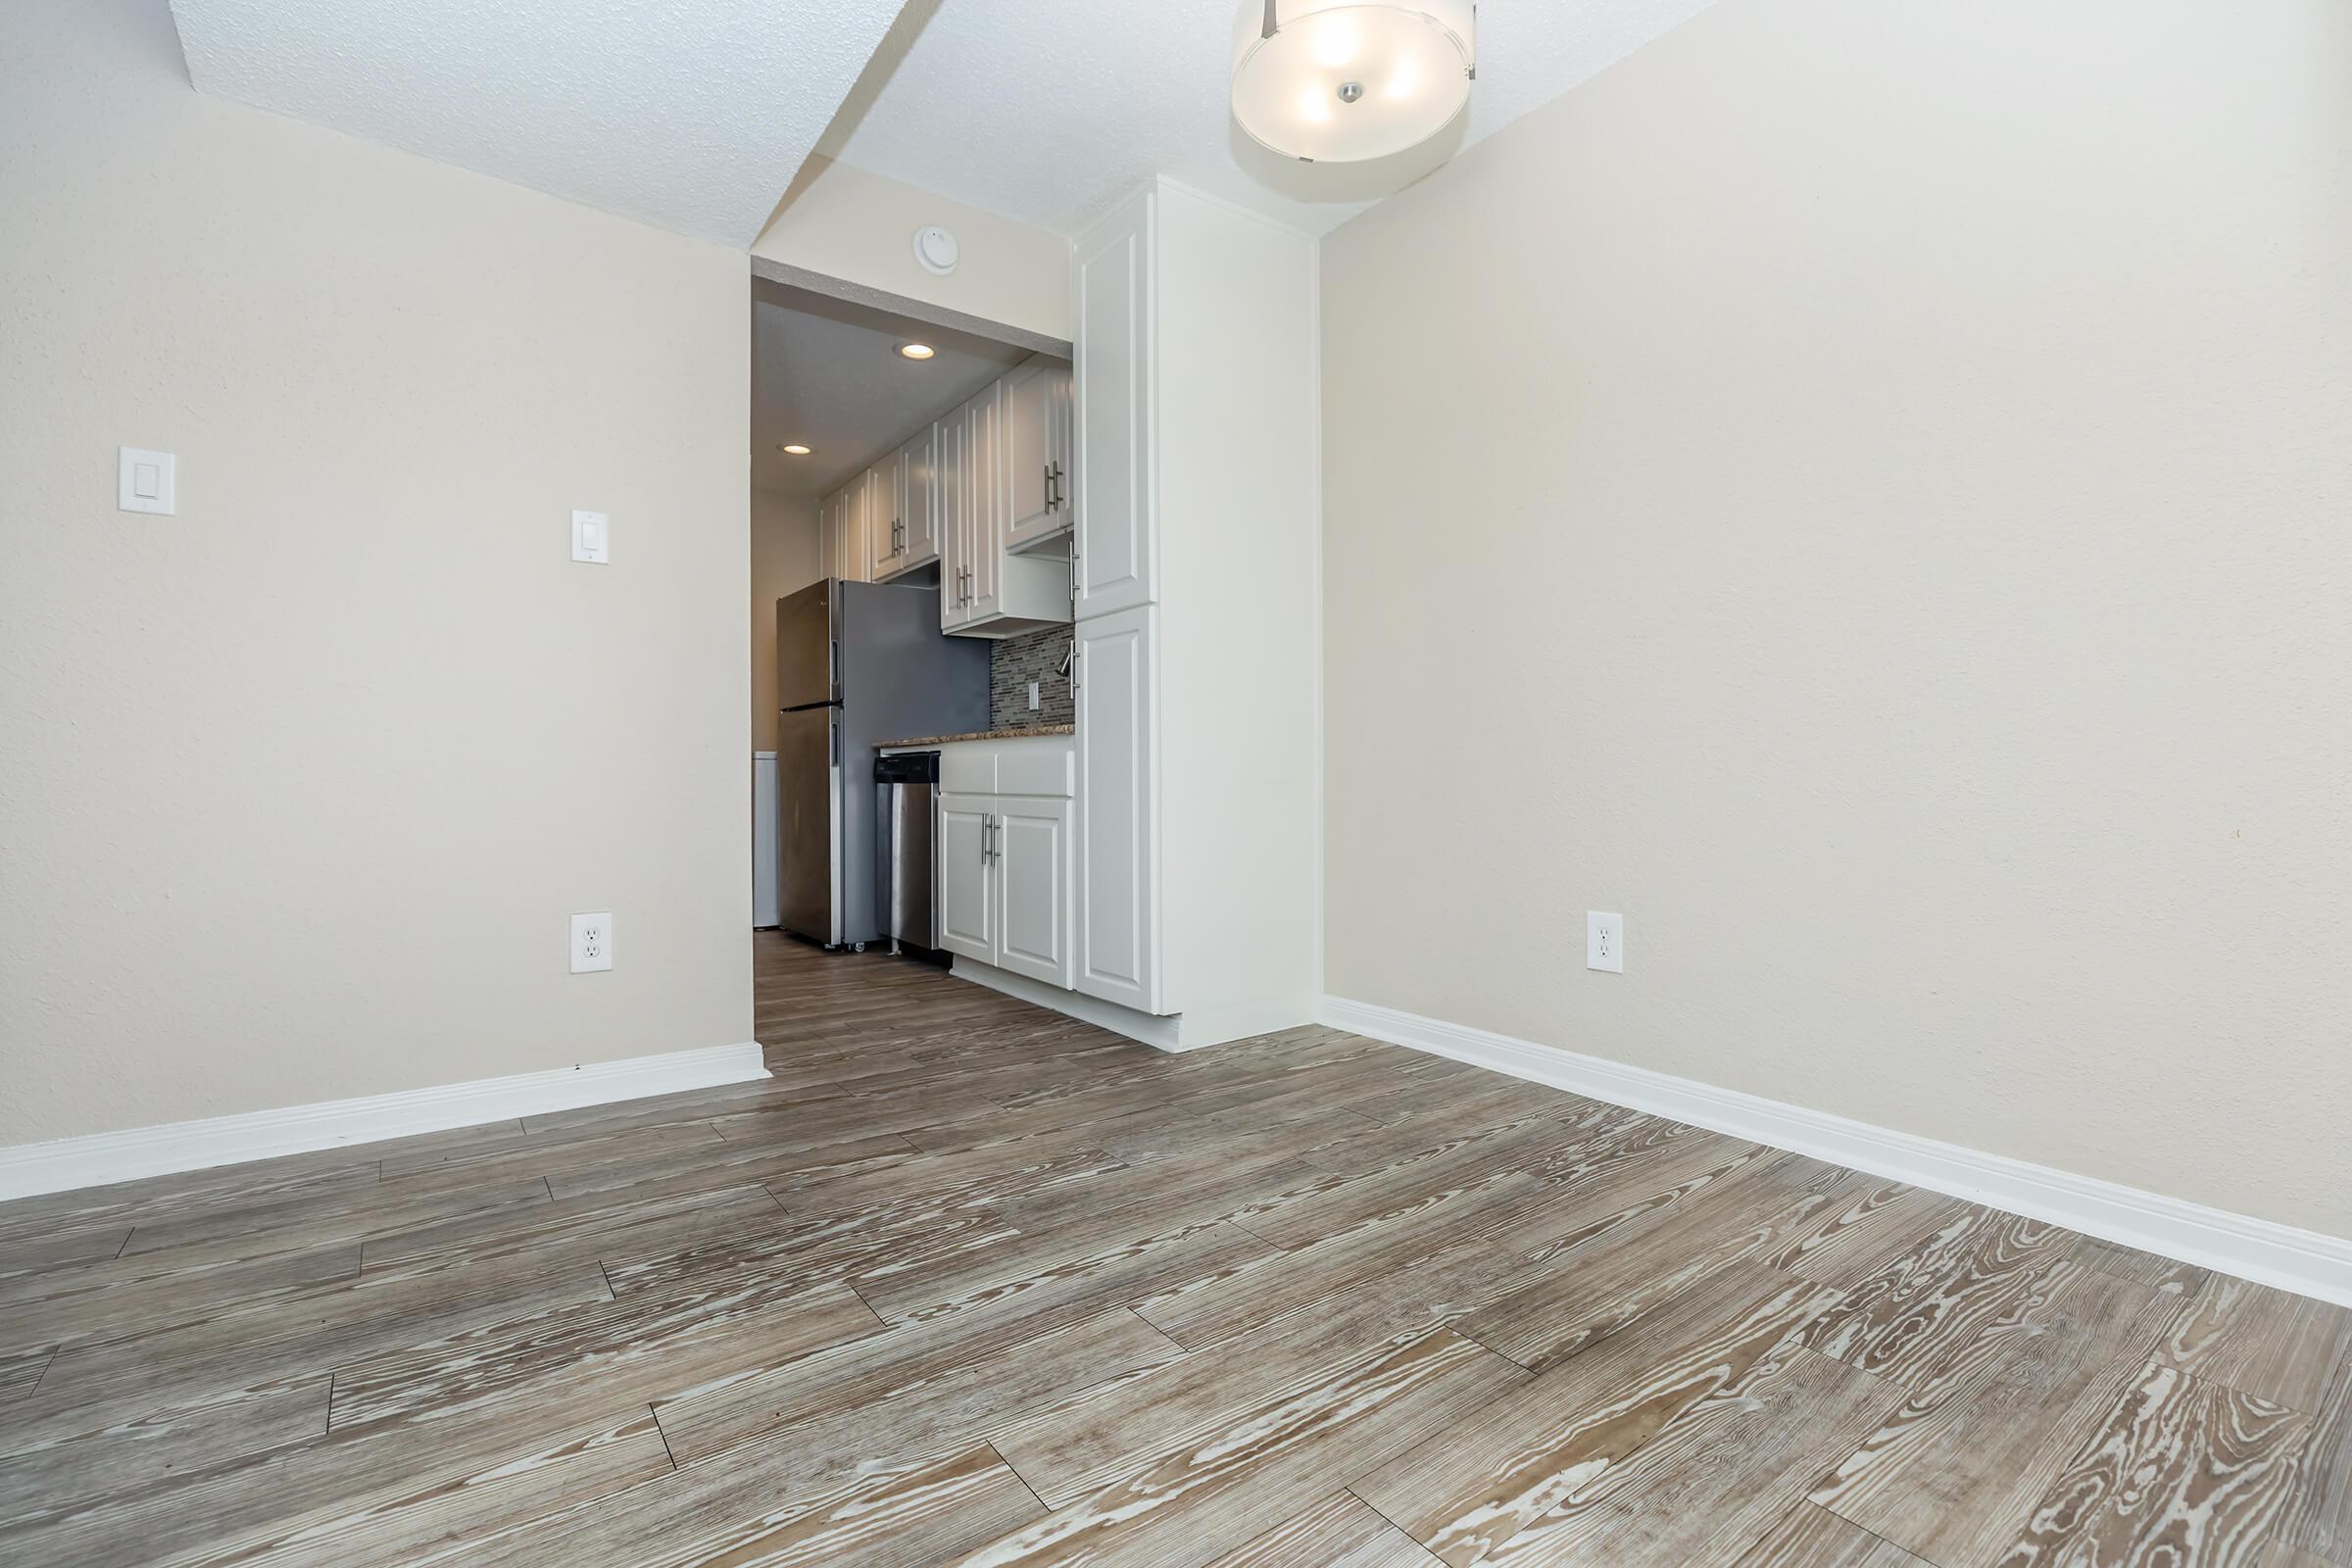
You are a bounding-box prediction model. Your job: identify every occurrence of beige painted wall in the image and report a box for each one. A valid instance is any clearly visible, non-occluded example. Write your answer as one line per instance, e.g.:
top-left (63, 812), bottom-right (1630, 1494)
top-left (1321, 0), bottom-right (2352, 1238)
top-left (0, 0), bottom-right (753, 1145)
top-left (754, 158), bottom-right (1071, 341)
top-left (751, 491), bottom-right (824, 752)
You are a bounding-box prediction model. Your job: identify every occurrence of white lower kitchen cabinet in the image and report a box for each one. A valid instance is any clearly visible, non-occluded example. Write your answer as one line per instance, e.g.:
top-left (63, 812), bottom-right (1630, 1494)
top-left (936, 793), bottom-right (996, 965)
top-left (1073, 606), bottom-right (1156, 1012)
top-left (935, 738), bottom-right (1076, 988)
top-left (993, 796), bottom-right (1073, 987)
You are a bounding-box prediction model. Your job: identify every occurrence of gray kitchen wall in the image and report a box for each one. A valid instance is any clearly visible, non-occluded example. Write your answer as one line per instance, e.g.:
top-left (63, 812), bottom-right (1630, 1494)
top-left (989, 625), bottom-right (1076, 729)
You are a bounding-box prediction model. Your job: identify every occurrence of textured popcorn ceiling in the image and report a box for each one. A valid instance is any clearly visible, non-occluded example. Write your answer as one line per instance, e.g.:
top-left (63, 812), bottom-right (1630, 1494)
top-left (828, 0), bottom-right (1723, 236)
top-left (167, 0), bottom-right (908, 244)
top-left (169, 0), bottom-right (1720, 249)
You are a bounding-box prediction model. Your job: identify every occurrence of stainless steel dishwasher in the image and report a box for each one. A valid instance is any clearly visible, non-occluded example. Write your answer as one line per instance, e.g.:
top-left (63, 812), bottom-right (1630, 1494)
top-left (873, 751), bottom-right (941, 957)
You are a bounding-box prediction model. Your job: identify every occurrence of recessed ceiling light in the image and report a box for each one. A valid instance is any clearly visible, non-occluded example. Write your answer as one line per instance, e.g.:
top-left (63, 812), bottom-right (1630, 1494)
top-left (780, 443), bottom-right (810, 456)
top-left (898, 342), bottom-right (936, 361)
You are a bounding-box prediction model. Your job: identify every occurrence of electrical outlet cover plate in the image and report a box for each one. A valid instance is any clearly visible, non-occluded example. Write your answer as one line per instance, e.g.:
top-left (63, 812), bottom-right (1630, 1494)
top-left (1587, 910), bottom-right (1624, 973)
top-left (570, 912), bottom-right (613, 973)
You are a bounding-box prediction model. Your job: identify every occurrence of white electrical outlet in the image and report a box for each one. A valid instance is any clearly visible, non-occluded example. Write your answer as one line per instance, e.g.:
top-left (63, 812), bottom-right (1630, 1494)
top-left (1587, 911), bottom-right (1624, 973)
top-left (570, 912), bottom-right (613, 973)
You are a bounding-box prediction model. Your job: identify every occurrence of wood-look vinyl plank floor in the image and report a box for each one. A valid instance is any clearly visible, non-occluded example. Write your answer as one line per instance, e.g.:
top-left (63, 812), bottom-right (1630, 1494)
top-left (0, 1240), bottom-right (365, 1361)
top-left (1201, 1490), bottom-right (1447, 1566)
top-left (0, 932), bottom-right (2343, 1567)
top-left (1998, 1360), bottom-right (2310, 1568)
top-left (1735, 1501), bottom-right (1936, 1567)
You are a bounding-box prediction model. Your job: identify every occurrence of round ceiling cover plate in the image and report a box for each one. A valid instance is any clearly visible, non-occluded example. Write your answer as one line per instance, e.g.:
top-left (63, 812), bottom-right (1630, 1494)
top-left (913, 225), bottom-right (959, 276)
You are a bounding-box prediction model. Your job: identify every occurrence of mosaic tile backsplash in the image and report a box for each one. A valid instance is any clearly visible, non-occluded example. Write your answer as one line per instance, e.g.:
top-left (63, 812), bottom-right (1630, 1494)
top-left (990, 624), bottom-right (1078, 729)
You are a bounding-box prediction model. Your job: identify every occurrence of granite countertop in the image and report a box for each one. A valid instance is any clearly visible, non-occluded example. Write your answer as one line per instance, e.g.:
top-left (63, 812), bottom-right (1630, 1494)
top-left (877, 724), bottom-right (1075, 749)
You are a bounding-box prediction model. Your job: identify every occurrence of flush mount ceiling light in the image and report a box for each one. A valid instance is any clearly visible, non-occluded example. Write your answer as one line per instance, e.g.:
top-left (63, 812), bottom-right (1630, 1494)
top-left (897, 342), bottom-right (936, 361)
top-left (780, 443), bottom-right (810, 456)
top-left (1231, 0), bottom-right (1475, 163)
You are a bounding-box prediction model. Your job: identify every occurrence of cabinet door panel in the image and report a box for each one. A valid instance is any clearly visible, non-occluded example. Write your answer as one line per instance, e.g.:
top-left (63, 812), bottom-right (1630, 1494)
top-left (1073, 193), bottom-right (1154, 618)
top-left (965, 381), bottom-right (1003, 619)
top-left (1050, 365), bottom-right (1073, 536)
top-left (1004, 362), bottom-right (1058, 549)
top-left (994, 798), bottom-right (1072, 988)
top-left (867, 459), bottom-right (901, 580)
top-left (936, 412), bottom-right (967, 626)
top-left (1075, 607), bottom-right (1156, 1011)
top-left (827, 491), bottom-right (852, 581)
top-left (937, 793), bottom-right (994, 964)
top-left (842, 482), bottom-right (871, 583)
top-left (899, 424), bottom-right (940, 572)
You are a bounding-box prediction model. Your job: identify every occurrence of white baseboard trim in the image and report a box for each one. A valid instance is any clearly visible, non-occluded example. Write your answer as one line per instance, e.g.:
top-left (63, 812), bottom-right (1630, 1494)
top-left (0, 1041), bottom-right (771, 1201)
top-left (1320, 995), bottom-right (2352, 1309)
top-left (951, 959), bottom-right (1187, 1052)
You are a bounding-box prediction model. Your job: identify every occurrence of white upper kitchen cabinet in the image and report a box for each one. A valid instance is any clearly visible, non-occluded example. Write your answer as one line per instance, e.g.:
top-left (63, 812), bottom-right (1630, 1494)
top-left (1003, 359), bottom-right (1074, 554)
top-left (938, 390), bottom-right (992, 629)
top-left (850, 476), bottom-right (874, 583)
top-left (935, 409), bottom-right (966, 612)
top-left (962, 380), bottom-right (1003, 622)
top-left (877, 423), bottom-right (940, 579)
top-left (1071, 189), bottom-right (1155, 618)
top-left (938, 368), bottom-right (1074, 639)
top-left (865, 450), bottom-right (903, 582)
top-left (1066, 178), bottom-right (1320, 1050)
top-left (821, 485), bottom-right (866, 583)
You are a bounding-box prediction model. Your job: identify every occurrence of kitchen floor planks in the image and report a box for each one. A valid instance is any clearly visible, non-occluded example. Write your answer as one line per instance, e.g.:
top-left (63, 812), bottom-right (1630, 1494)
top-left (0, 931), bottom-right (2343, 1567)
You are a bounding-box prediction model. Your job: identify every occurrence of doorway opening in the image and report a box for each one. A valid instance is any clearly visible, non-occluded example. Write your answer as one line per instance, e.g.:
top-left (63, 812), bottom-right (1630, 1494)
top-left (748, 276), bottom-right (1075, 982)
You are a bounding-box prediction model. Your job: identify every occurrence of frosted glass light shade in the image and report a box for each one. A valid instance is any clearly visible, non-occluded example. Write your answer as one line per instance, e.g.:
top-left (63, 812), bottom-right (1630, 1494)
top-left (1230, 0), bottom-right (1474, 163)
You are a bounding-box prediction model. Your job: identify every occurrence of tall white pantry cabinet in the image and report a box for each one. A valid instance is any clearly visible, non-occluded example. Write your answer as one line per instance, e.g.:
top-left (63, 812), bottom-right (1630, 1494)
top-left (1069, 179), bottom-right (1321, 1049)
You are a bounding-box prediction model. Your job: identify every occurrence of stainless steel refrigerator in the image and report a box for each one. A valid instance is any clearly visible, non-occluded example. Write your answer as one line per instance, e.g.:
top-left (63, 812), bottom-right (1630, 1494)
top-left (775, 578), bottom-right (989, 950)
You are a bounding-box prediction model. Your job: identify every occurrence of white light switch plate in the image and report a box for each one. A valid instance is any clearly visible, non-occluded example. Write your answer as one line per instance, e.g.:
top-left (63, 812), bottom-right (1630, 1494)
top-left (118, 447), bottom-right (176, 514)
top-left (1587, 911), bottom-right (1624, 973)
top-left (571, 510), bottom-right (610, 564)
top-left (570, 912), bottom-right (613, 973)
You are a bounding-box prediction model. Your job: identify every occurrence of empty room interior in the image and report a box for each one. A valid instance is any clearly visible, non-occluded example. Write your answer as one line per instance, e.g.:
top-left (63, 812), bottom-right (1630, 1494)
top-left (3, 1), bottom-right (2349, 1564)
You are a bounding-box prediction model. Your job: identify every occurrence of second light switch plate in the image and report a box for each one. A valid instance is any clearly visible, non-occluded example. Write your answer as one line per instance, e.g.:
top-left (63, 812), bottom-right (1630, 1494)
top-left (118, 447), bottom-right (176, 514)
top-left (571, 510), bottom-right (611, 564)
